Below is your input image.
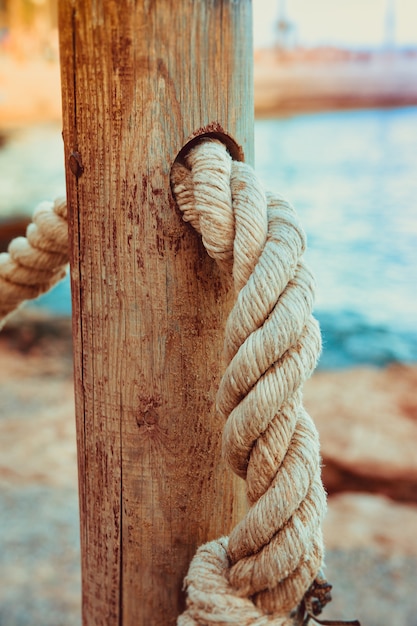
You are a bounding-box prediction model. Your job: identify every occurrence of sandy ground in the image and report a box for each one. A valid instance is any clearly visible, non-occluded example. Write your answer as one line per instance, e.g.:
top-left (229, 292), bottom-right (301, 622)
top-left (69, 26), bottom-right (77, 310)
top-left (1, 314), bottom-right (417, 625)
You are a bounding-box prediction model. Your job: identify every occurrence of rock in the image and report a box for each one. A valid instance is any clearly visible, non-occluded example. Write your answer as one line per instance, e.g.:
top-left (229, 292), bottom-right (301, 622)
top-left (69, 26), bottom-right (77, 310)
top-left (324, 492), bottom-right (417, 556)
top-left (304, 364), bottom-right (417, 502)
top-left (1, 310), bottom-right (73, 355)
top-left (0, 391), bottom-right (77, 488)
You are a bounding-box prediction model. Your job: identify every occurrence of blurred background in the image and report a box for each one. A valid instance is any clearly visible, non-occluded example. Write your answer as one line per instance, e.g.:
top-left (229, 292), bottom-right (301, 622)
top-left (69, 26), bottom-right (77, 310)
top-left (0, 1), bottom-right (416, 624)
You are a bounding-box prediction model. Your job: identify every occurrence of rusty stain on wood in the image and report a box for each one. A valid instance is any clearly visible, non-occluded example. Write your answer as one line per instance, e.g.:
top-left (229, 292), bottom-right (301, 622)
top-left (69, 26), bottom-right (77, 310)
top-left (58, 0), bottom-right (253, 624)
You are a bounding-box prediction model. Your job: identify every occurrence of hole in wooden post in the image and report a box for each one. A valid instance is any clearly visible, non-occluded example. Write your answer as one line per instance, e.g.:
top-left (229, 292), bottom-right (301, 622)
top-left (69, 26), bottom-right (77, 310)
top-left (173, 123), bottom-right (244, 166)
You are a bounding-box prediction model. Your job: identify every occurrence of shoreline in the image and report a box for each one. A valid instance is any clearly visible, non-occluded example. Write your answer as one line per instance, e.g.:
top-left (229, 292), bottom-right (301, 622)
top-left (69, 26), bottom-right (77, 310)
top-left (1, 50), bottom-right (417, 127)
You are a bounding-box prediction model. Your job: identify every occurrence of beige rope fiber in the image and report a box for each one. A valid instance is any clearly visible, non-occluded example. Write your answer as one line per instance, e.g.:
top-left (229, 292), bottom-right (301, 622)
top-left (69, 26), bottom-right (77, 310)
top-left (171, 139), bottom-right (327, 625)
top-left (0, 197), bottom-right (69, 330)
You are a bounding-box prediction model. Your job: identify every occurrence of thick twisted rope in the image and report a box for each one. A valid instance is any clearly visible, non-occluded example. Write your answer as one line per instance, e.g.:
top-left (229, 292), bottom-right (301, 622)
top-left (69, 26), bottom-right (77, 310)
top-left (171, 140), bottom-right (327, 625)
top-left (0, 197), bottom-right (68, 329)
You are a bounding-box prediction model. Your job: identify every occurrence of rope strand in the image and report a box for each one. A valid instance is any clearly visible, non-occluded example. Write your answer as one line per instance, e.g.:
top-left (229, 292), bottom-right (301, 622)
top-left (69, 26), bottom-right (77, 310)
top-left (0, 197), bottom-right (69, 329)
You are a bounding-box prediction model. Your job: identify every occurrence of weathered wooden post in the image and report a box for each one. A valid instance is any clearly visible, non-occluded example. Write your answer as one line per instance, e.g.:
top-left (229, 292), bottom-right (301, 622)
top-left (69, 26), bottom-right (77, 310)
top-left (58, 1), bottom-right (253, 624)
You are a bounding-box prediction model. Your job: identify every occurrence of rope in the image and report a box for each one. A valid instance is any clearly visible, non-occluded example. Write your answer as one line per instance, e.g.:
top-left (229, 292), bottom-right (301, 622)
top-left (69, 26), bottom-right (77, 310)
top-left (171, 140), bottom-right (326, 625)
top-left (0, 140), bottom-right (359, 625)
top-left (0, 197), bottom-right (69, 330)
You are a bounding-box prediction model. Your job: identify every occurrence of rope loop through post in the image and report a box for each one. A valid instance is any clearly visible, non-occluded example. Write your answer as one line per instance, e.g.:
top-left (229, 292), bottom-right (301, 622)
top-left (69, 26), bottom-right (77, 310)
top-left (171, 138), bottom-right (353, 626)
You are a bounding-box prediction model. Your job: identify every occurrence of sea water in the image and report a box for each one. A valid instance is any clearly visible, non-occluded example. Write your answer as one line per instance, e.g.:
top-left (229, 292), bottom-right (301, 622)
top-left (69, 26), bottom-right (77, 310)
top-left (255, 107), bottom-right (417, 368)
top-left (1, 107), bottom-right (416, 369)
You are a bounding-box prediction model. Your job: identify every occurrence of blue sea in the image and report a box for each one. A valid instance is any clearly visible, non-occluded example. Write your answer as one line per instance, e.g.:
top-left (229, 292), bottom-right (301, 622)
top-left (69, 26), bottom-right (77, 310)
top-left (1, 107), bottom-right (416, 369)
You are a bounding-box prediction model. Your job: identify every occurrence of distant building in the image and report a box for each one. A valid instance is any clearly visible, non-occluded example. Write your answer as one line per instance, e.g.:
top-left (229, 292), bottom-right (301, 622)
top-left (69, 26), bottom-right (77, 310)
top-left (276, 0), bottom-right (296, 51)
top-left (384, 0), bottom-right (396, 50)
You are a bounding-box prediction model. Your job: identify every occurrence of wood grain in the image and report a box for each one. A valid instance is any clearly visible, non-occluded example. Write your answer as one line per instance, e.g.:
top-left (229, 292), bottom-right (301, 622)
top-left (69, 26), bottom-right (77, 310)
top-left (58, 1), bottom-right (253, 624)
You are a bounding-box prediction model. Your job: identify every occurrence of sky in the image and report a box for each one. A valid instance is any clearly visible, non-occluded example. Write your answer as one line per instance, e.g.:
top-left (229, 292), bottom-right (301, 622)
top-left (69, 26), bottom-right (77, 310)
top-left (253, 0), bottom-right (417, 49)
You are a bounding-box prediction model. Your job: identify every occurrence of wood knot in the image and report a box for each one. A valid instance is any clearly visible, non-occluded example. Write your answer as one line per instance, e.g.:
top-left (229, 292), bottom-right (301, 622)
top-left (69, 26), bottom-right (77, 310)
top-left (136, 397), bottom-right (161, 435)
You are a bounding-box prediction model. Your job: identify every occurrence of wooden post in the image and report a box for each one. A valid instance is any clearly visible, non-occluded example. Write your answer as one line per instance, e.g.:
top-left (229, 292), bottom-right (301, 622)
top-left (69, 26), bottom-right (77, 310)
top-left (58, 1), bottom-right (253, 624)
